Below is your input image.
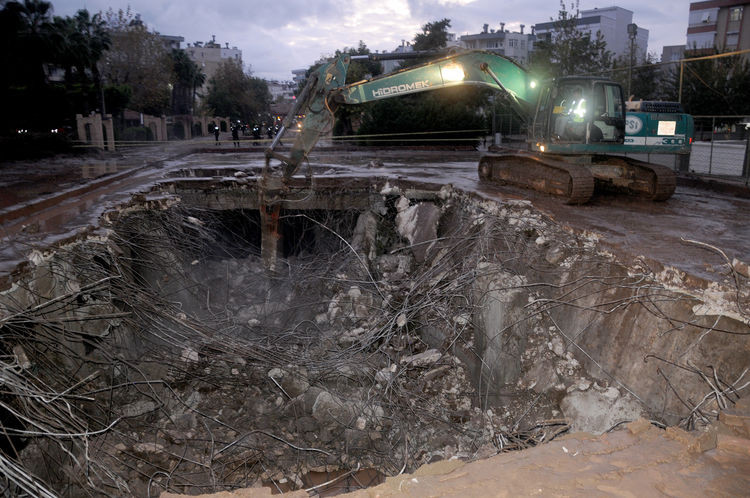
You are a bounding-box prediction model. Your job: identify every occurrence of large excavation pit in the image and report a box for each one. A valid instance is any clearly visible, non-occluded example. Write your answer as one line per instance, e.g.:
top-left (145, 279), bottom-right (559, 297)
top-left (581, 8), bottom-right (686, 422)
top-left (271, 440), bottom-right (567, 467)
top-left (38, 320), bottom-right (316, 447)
top-left (1, 171), bottom-right (748, 496)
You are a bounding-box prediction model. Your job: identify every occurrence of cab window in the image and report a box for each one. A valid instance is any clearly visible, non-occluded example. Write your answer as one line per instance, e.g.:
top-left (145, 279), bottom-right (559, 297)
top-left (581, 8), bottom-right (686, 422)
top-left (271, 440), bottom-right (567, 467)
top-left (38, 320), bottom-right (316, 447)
top-left (591, 83), bottom-right (624, 142)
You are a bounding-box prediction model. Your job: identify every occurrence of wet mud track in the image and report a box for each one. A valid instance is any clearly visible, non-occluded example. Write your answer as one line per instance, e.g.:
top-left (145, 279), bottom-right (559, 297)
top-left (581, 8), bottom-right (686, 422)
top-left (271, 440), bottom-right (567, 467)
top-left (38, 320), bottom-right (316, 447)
top-left (309, 149), bottom-right (750, 284)
top-left (2, 147), bottom-right (749, 287)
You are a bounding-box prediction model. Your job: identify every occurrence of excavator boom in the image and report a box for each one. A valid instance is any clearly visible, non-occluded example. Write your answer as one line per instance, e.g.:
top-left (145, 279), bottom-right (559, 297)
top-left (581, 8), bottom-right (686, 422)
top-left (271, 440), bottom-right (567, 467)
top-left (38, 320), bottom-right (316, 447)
top-left (265, 49), bottom-right (692, 203)
top-left (266, 51), bottom-right (538, 178)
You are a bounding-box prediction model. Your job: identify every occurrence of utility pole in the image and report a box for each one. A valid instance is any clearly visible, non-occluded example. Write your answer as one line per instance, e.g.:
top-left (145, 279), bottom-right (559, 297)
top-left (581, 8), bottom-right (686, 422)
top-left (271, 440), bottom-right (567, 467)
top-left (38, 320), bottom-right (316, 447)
top-left (627, 23), bottom-right (638, 99)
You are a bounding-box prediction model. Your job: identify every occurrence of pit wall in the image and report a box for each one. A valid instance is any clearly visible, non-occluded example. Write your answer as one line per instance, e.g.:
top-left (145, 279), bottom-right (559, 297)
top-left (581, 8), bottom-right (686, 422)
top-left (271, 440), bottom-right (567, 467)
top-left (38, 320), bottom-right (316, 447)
top-left (3, 188), bottom-right (748, 431)
top-left (1, 184), bottom-right (748, 445)
top-left (0, 237), bottom-right (127, 378)
top-left (427, 195), bottom-right (750, 428)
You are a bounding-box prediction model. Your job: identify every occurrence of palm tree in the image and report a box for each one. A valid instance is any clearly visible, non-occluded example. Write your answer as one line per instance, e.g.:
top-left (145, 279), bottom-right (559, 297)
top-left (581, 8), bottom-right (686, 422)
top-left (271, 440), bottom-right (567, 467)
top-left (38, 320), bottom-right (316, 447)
top-left (73, 10), bottom-right (110, 113)
top-left (6, 0), bottom-right (55, 87)
top-left (171, 48), bottom-right (205, 114)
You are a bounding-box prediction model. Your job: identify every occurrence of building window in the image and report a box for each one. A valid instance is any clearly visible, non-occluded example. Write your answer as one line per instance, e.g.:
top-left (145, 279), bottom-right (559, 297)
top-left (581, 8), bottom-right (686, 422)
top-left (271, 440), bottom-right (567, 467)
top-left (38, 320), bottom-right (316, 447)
top-left (730, 6), bottom-right (743, 22)
top-left (727, 33), bottom-right (739, 47)
top-left (509, 39), bottom-right (517, 48)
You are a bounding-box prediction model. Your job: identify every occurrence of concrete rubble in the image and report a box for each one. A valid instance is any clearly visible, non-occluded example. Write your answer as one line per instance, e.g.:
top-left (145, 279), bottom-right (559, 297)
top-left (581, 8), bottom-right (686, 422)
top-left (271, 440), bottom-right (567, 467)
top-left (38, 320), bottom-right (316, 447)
top-left (0, 179), bottom-right (748, 496)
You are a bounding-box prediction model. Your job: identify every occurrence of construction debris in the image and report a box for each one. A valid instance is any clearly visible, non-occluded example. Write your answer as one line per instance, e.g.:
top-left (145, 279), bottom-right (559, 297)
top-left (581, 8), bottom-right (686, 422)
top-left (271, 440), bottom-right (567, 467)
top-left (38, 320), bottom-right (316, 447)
top-left (0, 181), bottom-right (747, 496)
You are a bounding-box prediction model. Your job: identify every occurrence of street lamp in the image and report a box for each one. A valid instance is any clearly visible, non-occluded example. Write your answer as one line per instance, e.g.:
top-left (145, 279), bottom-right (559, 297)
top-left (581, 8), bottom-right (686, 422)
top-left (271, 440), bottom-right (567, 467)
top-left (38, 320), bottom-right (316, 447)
top-left (627, 23), bottom-right (638, 98)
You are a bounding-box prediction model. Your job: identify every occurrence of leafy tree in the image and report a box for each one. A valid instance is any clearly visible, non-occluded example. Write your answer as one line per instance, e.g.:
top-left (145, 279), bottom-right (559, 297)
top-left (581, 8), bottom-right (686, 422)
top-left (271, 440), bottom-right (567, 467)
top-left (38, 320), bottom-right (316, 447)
top-left (610, 52), bottom-right (664, 101)
top-left (0, 0), bottom-right (56, 132)
top-left (204, 59), bottom-right (271, 122)
top-left (49, 10), bottom-right (110, 115)
top-left (170, 49), bottom-right (205, 114)
top-left (103, 84), bottom-right (132, 117)
top-left (530, 1), bottom-right (612, 78)
top-left (413, 18), bottom-right (451, 52)
top-left (53, 10), bottom-right (109, 84)
top-left (358, 18), bottom-right (487, 146)
top-left (99, 7), bottom-right (173, 115)
top-left (399, 18), bottom-right (452, 69)
top-left (4, 0), bottom-right (54, 87)
top-left (666, 52), bottom-right (750, 115)
top-left (0, 0), bottom-right (110, 133)
top-left (340, 41), bottom-right (382, 84)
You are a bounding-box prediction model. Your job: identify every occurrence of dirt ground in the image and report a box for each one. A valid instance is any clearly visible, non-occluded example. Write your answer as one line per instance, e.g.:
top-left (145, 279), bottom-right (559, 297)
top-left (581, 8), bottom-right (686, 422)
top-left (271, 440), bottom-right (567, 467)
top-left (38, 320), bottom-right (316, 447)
top-left (162, 407), bottom-right (750, 497)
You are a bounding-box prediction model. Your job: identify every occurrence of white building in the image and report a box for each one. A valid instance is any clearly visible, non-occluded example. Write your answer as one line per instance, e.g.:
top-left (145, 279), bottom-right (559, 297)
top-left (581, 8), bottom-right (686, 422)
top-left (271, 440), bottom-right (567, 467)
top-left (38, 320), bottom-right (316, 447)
top-left (267, 80), bottom-right (296, 102)
top-left (460, 23), bottom-right (535, 65)
top-left (159, 34), bottom-right (184, 52)
top-left (381, 41), bottom-right (414, 73)
top-left (381, 33), bottom-right (461, 73)
top-left (534, 6), bottom-right (649, 61)
top-left (291, 69), bottom-right (307, 86)
top-left (186, 36), bottom-right (243, 99)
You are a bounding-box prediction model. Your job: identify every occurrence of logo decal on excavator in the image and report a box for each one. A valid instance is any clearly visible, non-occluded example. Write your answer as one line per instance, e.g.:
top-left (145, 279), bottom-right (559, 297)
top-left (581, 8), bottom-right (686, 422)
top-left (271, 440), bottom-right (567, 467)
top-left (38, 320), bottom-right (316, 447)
top-left (372, 81), bottom-right (431, 98)
top-left (625, 115), bottom-right (643, 135)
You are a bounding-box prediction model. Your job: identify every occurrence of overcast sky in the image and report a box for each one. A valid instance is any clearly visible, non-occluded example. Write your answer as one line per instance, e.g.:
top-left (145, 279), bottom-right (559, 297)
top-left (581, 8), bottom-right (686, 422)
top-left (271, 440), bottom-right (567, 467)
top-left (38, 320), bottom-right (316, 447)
top-left (49, 0), bottom-right (691, 81)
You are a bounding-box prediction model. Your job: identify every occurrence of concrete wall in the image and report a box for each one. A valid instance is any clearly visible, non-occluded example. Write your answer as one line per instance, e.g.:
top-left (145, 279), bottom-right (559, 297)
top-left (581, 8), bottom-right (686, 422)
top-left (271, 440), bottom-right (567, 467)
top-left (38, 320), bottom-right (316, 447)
top-left (76, 113), bottom-right (115, 151)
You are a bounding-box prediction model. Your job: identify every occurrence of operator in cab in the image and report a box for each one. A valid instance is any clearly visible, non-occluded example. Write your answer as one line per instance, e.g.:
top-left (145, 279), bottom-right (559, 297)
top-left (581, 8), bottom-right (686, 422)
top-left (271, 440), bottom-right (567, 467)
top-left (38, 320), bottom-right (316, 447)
top-left (554, 86), bottom-right (586, 141)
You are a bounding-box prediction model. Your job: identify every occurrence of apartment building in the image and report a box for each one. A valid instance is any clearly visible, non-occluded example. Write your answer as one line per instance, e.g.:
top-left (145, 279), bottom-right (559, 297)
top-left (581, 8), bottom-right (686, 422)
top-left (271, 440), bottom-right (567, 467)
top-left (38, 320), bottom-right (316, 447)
top-left (534, 6), bottom-right (649, 61)
top-left (686, 1), bottom-right (749, 53)
top-left (459, 23), bottom-right (535, 65)
top-left (186, 36), bottom-right (243, 98)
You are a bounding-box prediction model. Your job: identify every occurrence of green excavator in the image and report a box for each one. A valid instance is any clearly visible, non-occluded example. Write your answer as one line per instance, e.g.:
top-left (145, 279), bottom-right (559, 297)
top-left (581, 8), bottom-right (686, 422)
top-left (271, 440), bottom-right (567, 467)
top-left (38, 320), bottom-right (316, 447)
top-left (265, 50), bottom-right (693, 204)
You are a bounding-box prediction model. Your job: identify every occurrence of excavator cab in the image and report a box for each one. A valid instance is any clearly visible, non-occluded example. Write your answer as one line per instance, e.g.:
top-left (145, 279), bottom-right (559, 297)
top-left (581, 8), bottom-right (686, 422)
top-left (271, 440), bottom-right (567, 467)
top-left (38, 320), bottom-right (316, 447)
top-left (533, 77), bottom-right (626, 146)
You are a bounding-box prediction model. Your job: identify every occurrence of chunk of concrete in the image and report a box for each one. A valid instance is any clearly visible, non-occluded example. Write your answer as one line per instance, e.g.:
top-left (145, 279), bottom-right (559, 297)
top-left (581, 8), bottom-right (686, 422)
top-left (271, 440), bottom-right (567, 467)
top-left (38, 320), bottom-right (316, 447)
top-left (352, 211), bottom-right (379, 261)
top-left (472, 265), bottom-right (529, 388)
top-left (312, 390), bottom-right (355, 425)
top-left (561, 388), bottom-right (645, 435)
top-left (268, 366), bottom-right (310, 398)
top-left (395, 199), bottom-right (441, 263)
top-left (401, 349), bottom-right (442, 367)
top-left (521, 358), bottom-right (560, 394)
top-left (121, 401), bottom-right (157, 418)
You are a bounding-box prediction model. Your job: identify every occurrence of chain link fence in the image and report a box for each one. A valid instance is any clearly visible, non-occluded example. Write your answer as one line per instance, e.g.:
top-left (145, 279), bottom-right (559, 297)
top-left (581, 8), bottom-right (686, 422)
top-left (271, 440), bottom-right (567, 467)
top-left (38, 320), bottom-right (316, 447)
top-left (689, 116), bottom-right (750, 183)
top-left (630, 116), bottom-right (749, 184)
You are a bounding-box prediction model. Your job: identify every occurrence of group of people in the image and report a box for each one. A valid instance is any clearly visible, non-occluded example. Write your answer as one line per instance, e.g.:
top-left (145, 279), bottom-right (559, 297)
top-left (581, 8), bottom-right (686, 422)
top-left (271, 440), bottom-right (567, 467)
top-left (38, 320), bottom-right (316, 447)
top-left (212, 122), bottom-right (279, 147)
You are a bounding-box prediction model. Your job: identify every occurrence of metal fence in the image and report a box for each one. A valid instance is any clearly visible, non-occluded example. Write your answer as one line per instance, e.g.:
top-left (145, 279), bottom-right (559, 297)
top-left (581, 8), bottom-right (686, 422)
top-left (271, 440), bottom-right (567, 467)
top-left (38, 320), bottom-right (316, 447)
top-left (689, 116), bottom-right (750, 182)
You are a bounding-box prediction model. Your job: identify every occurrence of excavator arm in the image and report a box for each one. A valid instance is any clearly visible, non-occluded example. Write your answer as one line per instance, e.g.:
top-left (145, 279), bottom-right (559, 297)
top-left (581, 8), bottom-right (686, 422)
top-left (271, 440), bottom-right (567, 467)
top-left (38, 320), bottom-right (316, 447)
top-left (265, 51), bottom-right (539, 178)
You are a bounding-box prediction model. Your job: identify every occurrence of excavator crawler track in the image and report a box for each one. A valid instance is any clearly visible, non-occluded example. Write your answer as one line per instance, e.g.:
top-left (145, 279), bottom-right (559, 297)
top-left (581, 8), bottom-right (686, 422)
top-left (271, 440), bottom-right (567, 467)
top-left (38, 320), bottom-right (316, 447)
top-left (478, 149), bottom-right (595, 204)
top-left (587, 155), bottom-right (677, 201)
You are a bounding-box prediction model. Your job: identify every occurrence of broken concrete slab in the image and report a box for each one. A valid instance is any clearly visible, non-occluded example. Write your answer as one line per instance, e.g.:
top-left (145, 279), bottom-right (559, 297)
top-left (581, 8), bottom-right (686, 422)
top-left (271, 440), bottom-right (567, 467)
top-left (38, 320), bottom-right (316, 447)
top-left (560, 387), bottom-right (645, 435)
